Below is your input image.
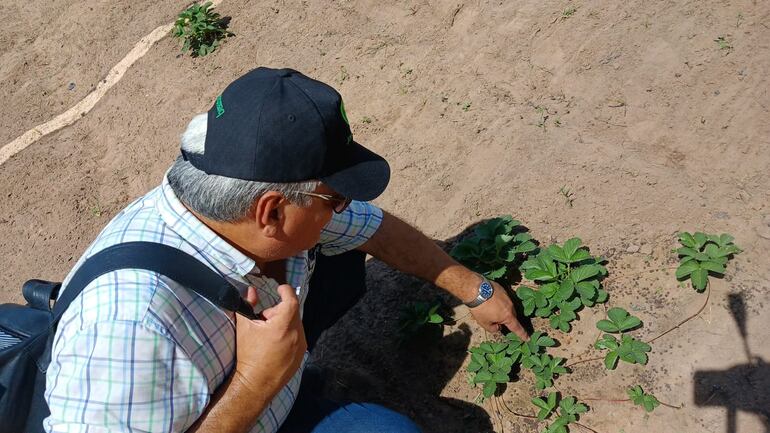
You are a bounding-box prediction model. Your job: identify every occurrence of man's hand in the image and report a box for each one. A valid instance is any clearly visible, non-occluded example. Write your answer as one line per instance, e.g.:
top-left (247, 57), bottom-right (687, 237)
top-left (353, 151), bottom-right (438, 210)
top-left (188, 284), bottom-right (306, 433)
top-left (359, 211), bottom-right (529, 340)
top-left (234, 284), bottom-right (307, 397)
top-left (468, 279), bottom-right (528, 340)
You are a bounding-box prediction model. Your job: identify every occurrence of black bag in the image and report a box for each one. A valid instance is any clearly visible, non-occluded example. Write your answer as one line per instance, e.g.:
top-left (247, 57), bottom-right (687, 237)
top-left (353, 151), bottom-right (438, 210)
top-left (0, 241), bottom-right (258, 433)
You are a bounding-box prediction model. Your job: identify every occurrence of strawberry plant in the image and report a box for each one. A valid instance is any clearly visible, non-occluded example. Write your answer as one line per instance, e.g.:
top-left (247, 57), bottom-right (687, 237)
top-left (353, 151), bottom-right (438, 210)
top-left (676, 232), bottom-right (741, 291)
top-left (517, 238), bottom-right (608, 332)
top-left (468, 340), bottom-right (516, 398)
top-left (397, 300), bottom-right (445, 337)
top-left (594, 307), bottom-right (650, 369)
top-left (173, 2), bottom-right (233, 57)
top-left (450, 215), bottom-right (537, 282)
top-left (532, 392), bottom-right (588, 433)
top-left (467, 331), bottom-right (560, 399)
top-left (627, 385), bottom-right (660, 412)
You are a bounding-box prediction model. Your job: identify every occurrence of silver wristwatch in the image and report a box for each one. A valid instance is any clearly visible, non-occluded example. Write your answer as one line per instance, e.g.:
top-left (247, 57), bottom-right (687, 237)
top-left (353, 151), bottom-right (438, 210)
top-left (465, 276), bottom-right (494, 308)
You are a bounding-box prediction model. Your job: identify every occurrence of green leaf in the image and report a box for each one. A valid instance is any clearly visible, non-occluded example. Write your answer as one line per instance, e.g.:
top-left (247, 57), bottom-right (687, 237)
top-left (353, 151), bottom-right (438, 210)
top-left (704, 243), bottom-right (720, 259)
top-left (526, 269), bottom-right (556, 281)
top-left (676, 247), bottom-right (699, 257)
top-left (547, 391), bottom-right (557, 408)
top-left (467, 360), bottom-right (482, 372)
top-left (532, 397), bottom-right (550, 411)
top-left (556, 279), bottom-right (575, 301)
top-left (678, 232), bottom-right (696, 248)
top-left (576, 281), bottom-right (597, 298)
top-left (569, 249), bottom-right (592, 262)
top-left (563, 238), bottom-right (582, 260)
top-left (604, 351), bottom-right (619, 370)
top-left (486, 266), bottom-right (507, 280)
top-left (595, 289), bottom-right (609, 303)
top-left (548, 245), bottom-right (569, 263)
top-left (700, 261), bottom-right (725, 274)
top-left (475, 370), bottom-right (492, 382)
top-left (482, 381), bottom-right (497, 398)
top-left (719, 233), bottom-right (735, 247)
top-left (570, 265), bottom-right (600, 283)
top-left (693, 232), bottom-right (708, 248)
top-left (691, 268), bottom-right (709, 291)
top-left (607, 307), bottom-right (630, 325)
top-left (537, 335), bottom-right (556, 347)
top-left (676, 261), bottom-right (700, 279)
top-left (451, 242), bottom-right (479, 259)
top-left (596, 319), bottom-right (620, 333)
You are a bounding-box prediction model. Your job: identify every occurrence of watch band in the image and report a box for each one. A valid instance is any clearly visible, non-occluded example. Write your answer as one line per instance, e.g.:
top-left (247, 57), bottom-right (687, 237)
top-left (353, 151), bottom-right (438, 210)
top-left (465, 276), bottom-right (494, 308)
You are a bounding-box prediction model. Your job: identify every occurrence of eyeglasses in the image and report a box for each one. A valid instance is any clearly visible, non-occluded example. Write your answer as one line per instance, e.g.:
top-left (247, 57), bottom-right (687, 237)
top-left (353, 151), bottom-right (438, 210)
top-left (296, 191), bottom-right (352, 214)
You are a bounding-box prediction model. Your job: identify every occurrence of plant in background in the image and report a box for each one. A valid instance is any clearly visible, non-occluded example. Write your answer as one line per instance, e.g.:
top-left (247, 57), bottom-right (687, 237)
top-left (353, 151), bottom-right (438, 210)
top-left (627, 385), bottom-right (660, 412)
top-left (450, 215), bottom-right (537, 282)
top-left (397, 300), bottom-right (445, 340)
top-left (676, 232), bottom-right (740, 291)
top-left (594, 307), bottom-right (650, 369)
top-left (173, 2), bottom-right (232, 57)
top-left (517, 238), bottom-right (608, 332)
top-left (532, 392), bottom-right (588, 433)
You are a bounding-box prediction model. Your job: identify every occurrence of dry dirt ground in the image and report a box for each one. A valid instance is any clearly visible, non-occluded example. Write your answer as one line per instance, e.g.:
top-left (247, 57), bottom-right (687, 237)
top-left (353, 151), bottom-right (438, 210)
top-left (1, 1), bottom-right (769, 432)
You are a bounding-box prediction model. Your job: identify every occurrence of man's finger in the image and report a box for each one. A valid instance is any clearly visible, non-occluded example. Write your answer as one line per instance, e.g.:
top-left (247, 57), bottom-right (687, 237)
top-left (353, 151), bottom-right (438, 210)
top-left (503, 319), bottom-right (529, 340)
top-left (261, 285), bottom-right (299, 322)
top-left (244, 286), bottom-right (259, 308)
top-left (276, 284), bottom-right (299, 303)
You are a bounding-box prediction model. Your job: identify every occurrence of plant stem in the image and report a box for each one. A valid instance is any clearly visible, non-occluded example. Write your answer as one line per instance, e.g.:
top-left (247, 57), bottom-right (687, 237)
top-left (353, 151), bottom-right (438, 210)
top-left (574, 421), bottom-right (600, 433)
top-left (580, 395), bottom-right (682, 409)
top-left (645, 285), bottom-right (710, 344)
top-left (566, 355), bottom-right (604, 368)
top-left (497, 398), bottom-right (540, 420)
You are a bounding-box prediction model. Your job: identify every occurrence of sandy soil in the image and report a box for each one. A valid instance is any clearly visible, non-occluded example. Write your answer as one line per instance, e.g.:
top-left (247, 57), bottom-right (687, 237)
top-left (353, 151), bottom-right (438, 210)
top-left (1, 1), bottom-right (768, 432)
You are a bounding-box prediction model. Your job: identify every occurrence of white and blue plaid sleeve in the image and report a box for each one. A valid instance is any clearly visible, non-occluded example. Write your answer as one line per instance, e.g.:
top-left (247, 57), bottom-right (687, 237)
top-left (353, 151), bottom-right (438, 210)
top-left (44, 319), bottom-right (210, 433)
top-left (317, 200), bottom-right (383, 256)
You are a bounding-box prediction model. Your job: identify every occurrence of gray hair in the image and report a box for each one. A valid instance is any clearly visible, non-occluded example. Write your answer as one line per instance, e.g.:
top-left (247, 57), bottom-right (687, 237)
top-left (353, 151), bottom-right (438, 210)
top-left (167, 113), bottom-right (319, 222)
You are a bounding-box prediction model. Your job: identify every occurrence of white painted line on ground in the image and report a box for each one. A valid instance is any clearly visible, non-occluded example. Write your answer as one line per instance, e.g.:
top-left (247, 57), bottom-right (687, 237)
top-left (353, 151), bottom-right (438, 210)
top-left (0, 0), bottom-right (224, 167)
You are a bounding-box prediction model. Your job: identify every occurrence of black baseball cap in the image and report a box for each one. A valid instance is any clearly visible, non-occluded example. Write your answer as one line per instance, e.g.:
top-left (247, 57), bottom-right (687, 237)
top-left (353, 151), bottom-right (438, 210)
top-left (181, 67), bottom-right (390, 201)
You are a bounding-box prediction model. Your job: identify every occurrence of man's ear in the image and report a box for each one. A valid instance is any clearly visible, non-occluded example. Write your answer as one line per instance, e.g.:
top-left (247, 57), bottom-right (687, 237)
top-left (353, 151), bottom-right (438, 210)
top-left (254, 192), bottom-right (285, 238)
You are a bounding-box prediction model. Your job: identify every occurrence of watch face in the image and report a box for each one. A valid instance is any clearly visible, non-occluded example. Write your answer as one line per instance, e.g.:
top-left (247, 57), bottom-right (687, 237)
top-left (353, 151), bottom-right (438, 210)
top-left (480, 281), bottom-right (494, 299)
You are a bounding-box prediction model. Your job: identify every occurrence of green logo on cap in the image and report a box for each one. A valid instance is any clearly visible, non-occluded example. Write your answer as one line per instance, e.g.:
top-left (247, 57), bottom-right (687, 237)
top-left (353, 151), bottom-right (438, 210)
top-left (215, 95), bottom-right (225, 118)
top-left (339, 100), bottom-right (349, 126)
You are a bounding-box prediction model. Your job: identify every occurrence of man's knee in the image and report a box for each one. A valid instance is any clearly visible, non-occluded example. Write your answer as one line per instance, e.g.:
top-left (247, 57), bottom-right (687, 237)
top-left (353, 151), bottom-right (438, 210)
top-left (320, 402), bottom-right (421, 433)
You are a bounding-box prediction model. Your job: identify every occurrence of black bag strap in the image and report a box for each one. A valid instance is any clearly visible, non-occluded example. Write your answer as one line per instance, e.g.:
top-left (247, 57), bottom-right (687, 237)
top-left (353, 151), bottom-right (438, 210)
top-left (51, 241), bottom-right (258, 321)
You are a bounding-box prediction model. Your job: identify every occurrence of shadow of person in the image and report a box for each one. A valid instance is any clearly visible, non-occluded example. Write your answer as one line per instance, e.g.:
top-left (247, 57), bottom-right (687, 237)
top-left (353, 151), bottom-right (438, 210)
top-left (308, 218), bottom-right (540, 433)
top-left (693, 292), bottom-right (770, 433)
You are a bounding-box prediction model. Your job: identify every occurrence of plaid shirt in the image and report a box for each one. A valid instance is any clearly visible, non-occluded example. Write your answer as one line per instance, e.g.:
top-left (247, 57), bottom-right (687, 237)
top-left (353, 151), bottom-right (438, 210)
top-left (44, 176), bottom-right (383, 433)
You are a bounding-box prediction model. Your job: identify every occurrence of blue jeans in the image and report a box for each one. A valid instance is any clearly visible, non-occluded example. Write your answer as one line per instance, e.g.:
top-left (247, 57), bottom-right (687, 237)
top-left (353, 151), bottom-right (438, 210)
top-left (277, 251), bottom-right (422, 433)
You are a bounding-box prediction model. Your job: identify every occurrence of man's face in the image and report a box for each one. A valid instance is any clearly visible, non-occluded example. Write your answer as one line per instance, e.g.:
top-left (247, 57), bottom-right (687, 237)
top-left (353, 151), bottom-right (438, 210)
top-left (279, 184), bottom-right (338, 253)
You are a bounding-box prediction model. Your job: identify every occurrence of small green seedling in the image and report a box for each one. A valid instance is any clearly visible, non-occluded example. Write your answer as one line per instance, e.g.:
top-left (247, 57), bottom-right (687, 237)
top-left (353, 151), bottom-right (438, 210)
top-left (562, 7), bottom-right (577, 18)
top-left (596, 307), bottom-right (642, 333)
top-left (397, 300), bottom-right (445, 338)
top-left (533, 392), bottom-right (589, 433)
top-left (594, 307), bottom-right (650, 369)
top-left (676, 232), bottom-right (740, 291)
top-left (532, 391), bottom-right (558, 420)
top-left (173, 2), bottom-right (232, 57)
top-left (595, 334), bottom-right (651, 369)
top-left (468, 341), bottom-right (515, 399)
top-left (558, 186), bottom-right (574, 207)
top-left (451, 215), bottom-right (537, 281)
top-left (517, 238), bottom-right (608, 332)
top-left (714, 36), bottom-right (732, 51)
top-left (627, 385), bottom-right (660, 412)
